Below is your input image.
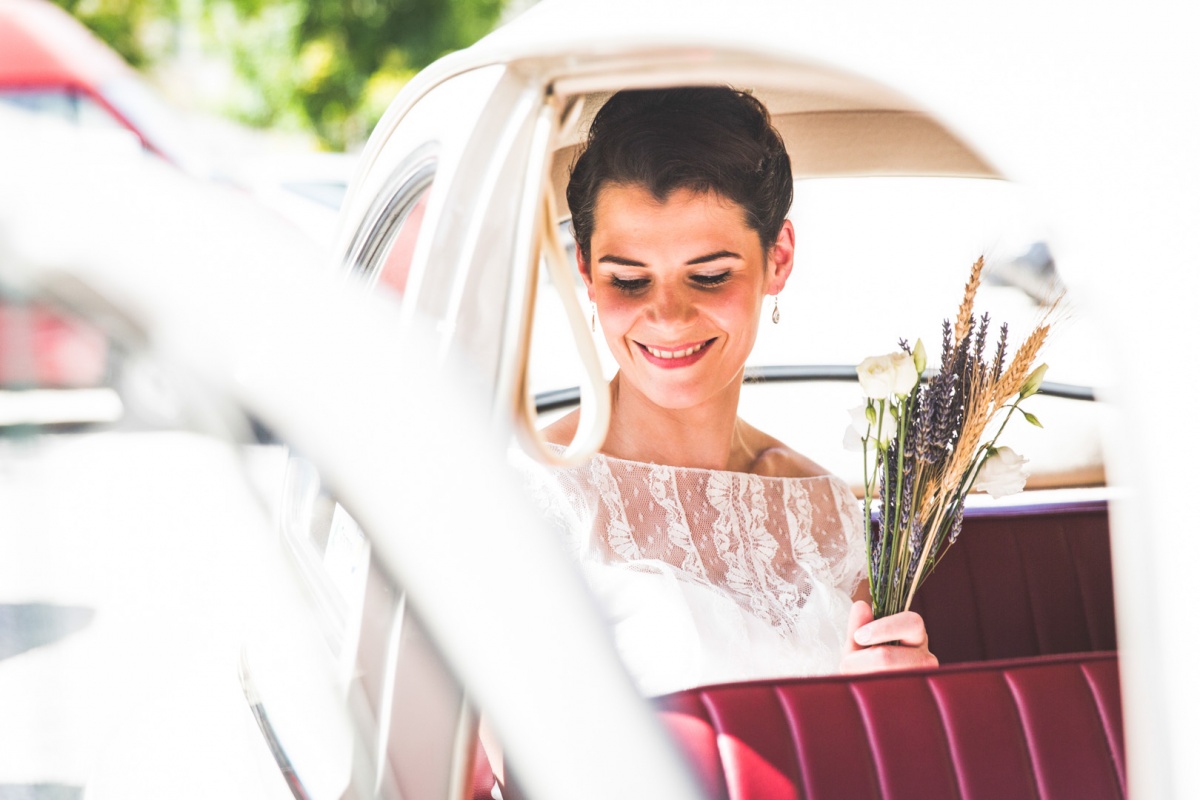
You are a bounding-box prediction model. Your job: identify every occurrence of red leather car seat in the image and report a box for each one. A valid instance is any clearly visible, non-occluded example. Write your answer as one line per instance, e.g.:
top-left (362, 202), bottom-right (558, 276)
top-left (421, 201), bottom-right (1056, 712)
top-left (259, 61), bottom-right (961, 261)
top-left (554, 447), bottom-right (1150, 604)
top-left (655, 651), bottom-right (1124, 800)
top-left (911, 501), bottom-right (1116, 663)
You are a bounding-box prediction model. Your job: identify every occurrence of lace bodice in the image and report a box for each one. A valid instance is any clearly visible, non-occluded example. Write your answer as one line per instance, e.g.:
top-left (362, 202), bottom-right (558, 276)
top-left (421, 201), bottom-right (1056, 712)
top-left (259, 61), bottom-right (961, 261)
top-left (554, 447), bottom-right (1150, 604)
top-left (520, 446), bottom-right (867, 695)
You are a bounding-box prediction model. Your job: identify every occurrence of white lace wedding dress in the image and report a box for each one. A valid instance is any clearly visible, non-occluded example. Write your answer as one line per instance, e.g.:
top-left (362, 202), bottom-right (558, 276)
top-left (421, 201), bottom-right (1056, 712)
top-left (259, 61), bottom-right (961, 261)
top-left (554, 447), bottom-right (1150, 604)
top-left (520, 445), bottom-right (867, 696)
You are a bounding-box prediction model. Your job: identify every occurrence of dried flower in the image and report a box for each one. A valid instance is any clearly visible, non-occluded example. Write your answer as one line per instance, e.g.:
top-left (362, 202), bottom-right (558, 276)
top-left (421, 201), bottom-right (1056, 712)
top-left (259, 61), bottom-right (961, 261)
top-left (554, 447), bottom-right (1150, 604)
top-left (851, 256), bottom-right (1051, 618)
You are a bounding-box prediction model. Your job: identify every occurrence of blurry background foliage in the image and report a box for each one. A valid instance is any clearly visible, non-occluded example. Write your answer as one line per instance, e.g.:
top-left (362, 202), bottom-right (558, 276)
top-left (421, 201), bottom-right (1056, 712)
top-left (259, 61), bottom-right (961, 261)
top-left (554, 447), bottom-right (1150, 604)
top-left (52, 0), bottom-right (521, 150)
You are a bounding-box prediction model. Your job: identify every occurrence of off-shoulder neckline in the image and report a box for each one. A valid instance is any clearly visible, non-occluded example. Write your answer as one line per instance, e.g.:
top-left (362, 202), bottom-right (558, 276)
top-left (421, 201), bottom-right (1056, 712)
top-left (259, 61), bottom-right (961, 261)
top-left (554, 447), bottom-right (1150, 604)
top-left (545, 443), bottom-right (841, 486)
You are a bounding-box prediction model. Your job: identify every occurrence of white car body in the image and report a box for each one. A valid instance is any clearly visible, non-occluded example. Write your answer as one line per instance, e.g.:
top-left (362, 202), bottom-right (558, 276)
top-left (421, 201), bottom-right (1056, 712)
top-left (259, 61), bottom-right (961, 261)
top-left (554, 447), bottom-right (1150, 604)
top-left (329, 2), bottom-right (1200, 796)
top-left (2, 1), bottom-right (1197, 798)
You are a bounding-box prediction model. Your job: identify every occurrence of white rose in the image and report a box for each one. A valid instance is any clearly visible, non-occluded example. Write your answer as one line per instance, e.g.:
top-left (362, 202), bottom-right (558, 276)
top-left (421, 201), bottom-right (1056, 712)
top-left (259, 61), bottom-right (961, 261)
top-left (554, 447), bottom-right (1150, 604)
top-left (856, 355), bottom-right (897, 399)
top-left (857, 352), bottom-right (919, 399)
top-left (973, 446), bottom-right (1029, 498)
top-left (888, 352), bottom-right (919, 396)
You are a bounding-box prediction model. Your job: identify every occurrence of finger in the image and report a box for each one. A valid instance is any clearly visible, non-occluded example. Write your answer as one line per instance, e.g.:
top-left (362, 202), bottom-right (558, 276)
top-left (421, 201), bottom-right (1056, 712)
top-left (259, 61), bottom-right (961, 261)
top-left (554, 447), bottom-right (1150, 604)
top-left (843, 600), bottom-right (875, 653)
top-left (841, 645), bottom-right (938, 675)
top-left (852, 610), bottom-right (928, 649)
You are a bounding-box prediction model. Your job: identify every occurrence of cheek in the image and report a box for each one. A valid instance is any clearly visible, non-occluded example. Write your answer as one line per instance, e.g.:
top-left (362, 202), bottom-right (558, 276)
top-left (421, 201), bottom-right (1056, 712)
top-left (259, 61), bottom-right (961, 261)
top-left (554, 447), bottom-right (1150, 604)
top-left (594, 288), bottom-right (640, 326)
top-left (710, 286), bottom-right (763, 327)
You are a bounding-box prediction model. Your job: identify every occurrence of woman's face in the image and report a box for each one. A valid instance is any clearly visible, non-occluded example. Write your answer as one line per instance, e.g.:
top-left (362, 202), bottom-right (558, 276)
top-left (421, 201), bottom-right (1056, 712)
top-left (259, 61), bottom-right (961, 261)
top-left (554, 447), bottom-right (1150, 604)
top-left (580, 183), bottom-right (794, 412)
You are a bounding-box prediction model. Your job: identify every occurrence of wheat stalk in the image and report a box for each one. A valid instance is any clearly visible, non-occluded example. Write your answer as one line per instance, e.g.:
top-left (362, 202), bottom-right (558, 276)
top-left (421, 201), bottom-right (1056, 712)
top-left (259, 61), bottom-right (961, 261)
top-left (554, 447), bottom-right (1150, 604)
top-left (954, 256), bottom-right (985, 343)
top-left (994, 324), bottom-right (1049, 403)
top-left (940, 399), bottom-right (991, 496)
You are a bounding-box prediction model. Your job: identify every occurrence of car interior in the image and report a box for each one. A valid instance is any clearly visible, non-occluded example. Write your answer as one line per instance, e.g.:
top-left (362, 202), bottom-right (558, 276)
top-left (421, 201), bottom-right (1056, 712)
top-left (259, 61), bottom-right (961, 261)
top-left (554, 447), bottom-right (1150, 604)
top-left (501, 80), bottom-right (1120, 799)
top-left (256, 51), bottom-right (1124, 800)
top-left (540, 94), bottom-right (1118, 800)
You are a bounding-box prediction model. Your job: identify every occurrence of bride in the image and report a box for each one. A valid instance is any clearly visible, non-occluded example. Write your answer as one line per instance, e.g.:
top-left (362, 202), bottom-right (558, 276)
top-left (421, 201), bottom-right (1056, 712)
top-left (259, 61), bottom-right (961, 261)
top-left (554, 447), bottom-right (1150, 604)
top-left (532, 86), bottom-right (937, 696)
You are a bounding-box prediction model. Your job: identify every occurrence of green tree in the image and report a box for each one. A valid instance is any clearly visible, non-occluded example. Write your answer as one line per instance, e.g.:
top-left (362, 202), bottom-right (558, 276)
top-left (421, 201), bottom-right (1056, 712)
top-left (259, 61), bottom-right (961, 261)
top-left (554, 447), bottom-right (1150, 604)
top-left (207, 0), bottom-right (510, 149)
top-left (53, 0), bottom-right (180, 69)
top-left (55, 0), bottom-right (509, 150)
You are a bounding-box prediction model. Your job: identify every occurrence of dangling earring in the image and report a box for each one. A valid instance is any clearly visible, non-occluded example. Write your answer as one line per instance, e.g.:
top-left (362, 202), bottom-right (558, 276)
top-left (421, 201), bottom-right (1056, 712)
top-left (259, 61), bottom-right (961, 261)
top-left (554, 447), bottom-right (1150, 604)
top-left (771, 295), bottom-right (780, 324)
top-left (591, 303), bottom-right (597, 332)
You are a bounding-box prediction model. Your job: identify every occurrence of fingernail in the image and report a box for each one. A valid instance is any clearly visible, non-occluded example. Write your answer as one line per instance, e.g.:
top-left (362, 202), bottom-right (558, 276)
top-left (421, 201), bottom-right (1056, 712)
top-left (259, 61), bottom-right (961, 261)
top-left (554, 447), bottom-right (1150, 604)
top-left (854, 626), bottom-right (872, 646)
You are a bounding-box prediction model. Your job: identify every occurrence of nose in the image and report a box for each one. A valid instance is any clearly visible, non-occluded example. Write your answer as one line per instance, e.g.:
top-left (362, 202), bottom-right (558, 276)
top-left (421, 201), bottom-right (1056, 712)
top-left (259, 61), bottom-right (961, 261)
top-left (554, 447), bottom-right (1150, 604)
top-left (646, 283), bottom-right (696, 326)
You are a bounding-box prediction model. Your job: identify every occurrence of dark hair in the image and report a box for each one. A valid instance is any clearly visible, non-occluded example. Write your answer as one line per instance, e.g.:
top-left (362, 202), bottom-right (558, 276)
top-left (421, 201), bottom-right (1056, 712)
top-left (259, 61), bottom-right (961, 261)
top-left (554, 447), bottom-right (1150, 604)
top-left (566, 86), bottom-right (793, 263)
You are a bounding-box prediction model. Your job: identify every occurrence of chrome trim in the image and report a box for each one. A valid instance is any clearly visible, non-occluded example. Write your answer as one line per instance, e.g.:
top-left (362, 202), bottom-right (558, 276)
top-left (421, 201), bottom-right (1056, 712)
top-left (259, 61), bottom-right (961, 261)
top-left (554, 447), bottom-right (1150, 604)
top-left (239, 648), bottom-right (314, 800)
top-left (342, 144), bottom-right (439, 281)
top-left (535, 368), bottom-right (1099, 413)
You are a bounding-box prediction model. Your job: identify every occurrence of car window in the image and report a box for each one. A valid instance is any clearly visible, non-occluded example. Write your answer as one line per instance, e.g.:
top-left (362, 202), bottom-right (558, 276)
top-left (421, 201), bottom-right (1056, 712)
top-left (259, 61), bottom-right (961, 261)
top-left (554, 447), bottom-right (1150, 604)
top-left (346, 153), bottom-right (437, 302)
top-left (375, 190), bottom-right (429, 299)
top-left (0, 88), bottom-right (128, 135)
top-left (529, 175), bottom-right (1111, 492)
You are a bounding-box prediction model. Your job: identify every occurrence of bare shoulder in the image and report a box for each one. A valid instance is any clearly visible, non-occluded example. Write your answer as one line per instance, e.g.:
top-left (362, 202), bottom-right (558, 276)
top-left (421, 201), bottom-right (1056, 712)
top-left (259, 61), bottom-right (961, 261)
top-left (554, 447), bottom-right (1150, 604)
top-left (539, 409), bottom-right (580, 447)
top-left (743, 423), bottom-right (831, 479)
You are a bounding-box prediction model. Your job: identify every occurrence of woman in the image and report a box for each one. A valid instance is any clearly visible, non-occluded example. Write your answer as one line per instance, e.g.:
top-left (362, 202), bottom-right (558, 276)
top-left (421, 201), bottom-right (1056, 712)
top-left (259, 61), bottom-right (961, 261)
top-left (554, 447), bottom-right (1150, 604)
top-left (533, 86), bottom-right (936, 695)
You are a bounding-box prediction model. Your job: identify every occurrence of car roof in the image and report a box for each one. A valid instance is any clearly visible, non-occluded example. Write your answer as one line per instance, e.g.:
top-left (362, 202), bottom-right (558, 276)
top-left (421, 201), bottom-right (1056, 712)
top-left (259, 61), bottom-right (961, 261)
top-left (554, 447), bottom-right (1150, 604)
top-left (364, 0), bottom-right (1002, 226)
top-left (0, 0), bottom-right (130, 88)
top-left (471, 1), bottom-right (987, 170)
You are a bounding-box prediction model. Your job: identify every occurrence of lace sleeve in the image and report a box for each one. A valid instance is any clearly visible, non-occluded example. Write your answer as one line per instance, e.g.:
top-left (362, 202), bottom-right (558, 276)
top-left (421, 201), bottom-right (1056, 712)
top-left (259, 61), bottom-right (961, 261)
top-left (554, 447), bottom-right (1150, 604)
top-left (781, 475), bottom-right (866, 598)
top-left (828, 477), bottom-right (868, 597)
top-left (507, 446), bottom-right (592, 560)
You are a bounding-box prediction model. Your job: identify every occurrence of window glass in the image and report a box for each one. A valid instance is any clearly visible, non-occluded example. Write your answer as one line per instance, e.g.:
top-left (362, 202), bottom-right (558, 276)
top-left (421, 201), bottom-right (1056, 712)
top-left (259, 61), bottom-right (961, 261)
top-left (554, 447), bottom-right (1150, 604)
top-left (0, 88), bottom-right (125, 134)
top-left (349, 158), bottom-right (436, 302)
top-left (375, 190), bottom-right (429, 299)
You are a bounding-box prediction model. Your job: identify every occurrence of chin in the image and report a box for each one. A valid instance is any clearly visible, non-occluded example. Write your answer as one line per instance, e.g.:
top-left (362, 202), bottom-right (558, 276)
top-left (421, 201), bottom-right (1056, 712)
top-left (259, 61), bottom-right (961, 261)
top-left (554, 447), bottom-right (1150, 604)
top-left (624, 370), bottom-right (741, 412)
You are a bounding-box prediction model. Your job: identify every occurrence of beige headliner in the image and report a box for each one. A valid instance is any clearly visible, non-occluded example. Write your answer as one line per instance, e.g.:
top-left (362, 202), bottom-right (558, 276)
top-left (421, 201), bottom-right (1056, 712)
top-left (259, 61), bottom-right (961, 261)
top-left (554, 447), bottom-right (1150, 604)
top-left (546, 83), bottom-right (1000, 219)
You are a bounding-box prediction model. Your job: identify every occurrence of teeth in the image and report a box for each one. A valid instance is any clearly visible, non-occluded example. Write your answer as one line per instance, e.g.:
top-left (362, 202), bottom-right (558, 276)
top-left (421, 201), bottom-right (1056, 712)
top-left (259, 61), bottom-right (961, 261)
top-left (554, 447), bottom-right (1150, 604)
top-left (647, 343), bottom-right (703, 359)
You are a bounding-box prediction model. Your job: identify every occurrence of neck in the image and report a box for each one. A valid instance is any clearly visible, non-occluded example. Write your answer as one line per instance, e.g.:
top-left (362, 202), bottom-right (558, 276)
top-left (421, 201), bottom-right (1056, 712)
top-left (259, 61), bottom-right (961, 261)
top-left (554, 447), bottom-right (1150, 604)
top-left (600, 373), bottom-right (754, 472)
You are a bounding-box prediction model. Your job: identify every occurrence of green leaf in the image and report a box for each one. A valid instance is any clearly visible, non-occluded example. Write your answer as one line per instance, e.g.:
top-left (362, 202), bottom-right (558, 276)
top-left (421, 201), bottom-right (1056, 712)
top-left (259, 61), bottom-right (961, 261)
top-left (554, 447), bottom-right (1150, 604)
top-left (1021, 410), bottom-right (1044, 428)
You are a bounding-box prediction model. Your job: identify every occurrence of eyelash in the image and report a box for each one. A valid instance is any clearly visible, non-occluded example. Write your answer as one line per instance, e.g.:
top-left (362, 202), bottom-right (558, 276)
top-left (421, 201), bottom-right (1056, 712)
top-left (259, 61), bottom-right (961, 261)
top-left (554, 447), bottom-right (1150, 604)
top-left (692, 271), bottom-right (732, 287)
top-left (608, 272), bottom-right (732, 293)
top-left (609, 276), bottom-right (650, 292)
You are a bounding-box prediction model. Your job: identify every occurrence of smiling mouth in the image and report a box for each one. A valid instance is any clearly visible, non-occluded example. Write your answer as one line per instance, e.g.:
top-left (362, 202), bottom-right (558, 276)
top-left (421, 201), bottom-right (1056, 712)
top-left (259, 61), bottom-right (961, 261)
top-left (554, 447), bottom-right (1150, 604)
top-left (637, 338), bottom-right (716, 360)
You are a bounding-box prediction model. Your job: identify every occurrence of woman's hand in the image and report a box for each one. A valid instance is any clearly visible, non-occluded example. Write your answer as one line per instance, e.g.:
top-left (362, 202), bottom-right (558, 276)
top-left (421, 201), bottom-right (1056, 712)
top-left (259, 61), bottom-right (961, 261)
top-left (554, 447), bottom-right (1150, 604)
top-left (840, 600), bottom-right (938, 674)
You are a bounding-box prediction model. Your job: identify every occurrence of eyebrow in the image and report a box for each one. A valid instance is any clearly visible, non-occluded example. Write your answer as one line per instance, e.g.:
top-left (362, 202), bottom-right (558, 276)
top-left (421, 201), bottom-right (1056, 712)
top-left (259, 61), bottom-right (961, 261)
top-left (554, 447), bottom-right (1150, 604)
top-left (596, 250), bottom-right (742, 267)
top-left (687, 250), bottom-right (741, 265)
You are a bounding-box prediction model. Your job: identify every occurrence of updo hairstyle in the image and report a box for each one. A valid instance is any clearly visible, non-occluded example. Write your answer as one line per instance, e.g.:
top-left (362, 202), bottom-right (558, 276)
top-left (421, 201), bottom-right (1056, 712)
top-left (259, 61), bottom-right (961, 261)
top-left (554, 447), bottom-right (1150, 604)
top-left (565, 86), bottom-right (794, 263)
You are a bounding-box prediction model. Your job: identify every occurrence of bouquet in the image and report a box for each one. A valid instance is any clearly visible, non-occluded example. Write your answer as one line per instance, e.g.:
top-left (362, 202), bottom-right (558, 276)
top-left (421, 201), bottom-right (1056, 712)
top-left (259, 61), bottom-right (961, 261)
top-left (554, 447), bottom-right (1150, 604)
top-left (846, 256), bottom-right (1051, 618)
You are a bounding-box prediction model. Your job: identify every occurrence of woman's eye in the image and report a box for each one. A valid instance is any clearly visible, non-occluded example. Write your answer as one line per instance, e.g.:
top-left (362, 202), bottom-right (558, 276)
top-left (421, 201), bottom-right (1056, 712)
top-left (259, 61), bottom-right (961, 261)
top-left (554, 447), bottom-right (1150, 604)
top-left (609, 276), bottom-right (650, 293)
top-left (692, 271), bottom-right (732, 287)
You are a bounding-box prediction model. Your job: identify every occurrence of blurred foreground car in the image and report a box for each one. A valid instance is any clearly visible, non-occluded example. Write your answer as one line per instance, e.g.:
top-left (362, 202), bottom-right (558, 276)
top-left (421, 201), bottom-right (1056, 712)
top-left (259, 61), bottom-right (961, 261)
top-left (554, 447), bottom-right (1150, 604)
top-left (2, 0), bottom-right (1197, 799)
top-left (0, 56), bottom-right (694, 800)
top-left (0, 0), bottom-right (348, 399)
top-left (0, 0), bottom-right (215, 174)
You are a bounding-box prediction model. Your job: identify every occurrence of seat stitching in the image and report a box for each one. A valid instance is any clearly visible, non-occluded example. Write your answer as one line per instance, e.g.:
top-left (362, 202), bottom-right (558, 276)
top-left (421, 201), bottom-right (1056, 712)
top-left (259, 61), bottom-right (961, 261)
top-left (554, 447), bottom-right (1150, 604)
top-left (1002, 668), bottom-right (1046, 800)
top-left (925, 677), bottom-right (966, 800)
top-left (1078, 663), bottom-right (1126, 797)
top-left (962, 533), bottom-right (988, 660)
top-left (1061, 519), bottom-right (1092, 651)
top-left (697, 691), bottom-right (734, 800)
top-left (1012, 529), bottom-right (1046, 656)
top-left (772, 685), bottom-right (809, 800)
top-left (848, 683), bottom-right (888, 800)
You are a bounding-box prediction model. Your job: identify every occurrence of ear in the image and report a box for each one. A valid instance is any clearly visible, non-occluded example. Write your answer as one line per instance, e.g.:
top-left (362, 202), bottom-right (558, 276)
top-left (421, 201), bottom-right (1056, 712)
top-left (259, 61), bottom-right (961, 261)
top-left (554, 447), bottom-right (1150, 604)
top-left (765, 219), bottom-right (795, 296)
top-left (576, 242), bottom-right (595, 301)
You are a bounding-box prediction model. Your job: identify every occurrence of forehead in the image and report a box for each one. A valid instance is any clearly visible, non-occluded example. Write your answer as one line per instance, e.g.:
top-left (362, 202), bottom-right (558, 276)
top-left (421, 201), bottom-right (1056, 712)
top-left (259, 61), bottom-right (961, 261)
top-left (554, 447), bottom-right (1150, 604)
top-left (592, 184), bottom-right (755, 240)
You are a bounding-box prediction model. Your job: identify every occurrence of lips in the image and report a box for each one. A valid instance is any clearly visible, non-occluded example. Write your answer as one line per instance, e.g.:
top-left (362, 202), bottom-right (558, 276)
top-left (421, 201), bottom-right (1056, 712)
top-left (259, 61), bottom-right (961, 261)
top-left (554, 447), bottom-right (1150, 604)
top-left (635, 338), bottom-right (716, 367)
